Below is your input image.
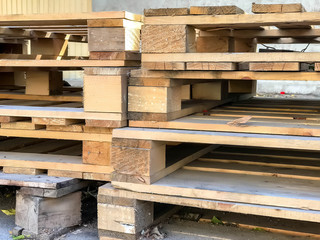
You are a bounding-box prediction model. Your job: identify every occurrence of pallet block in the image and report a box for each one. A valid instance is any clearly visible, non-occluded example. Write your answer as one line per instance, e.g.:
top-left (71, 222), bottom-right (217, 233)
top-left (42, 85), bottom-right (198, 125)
top-left (88, 28), bottom-right (140, 52)
top-left (25, 71), bottom-right (63, 95)
top-left (142, 25), bottom-right (196, 53)
top-left (128, 86), bottom-right (182, 113)
top-left (83, 140), bottom-right (111, 166)
top-left (16, 190), bottom-right (81, 235)
top-left (192, 81), bottom-right (229, 101)
top-left (98, 195), bottom-right (153, 237)
top-left (84, 75), bottom-right (127, 113)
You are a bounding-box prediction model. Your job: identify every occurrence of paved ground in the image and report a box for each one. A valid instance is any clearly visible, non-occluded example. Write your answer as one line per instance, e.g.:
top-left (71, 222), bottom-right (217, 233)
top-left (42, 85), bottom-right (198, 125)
top-left (0, 187), bottom-right (16, 240)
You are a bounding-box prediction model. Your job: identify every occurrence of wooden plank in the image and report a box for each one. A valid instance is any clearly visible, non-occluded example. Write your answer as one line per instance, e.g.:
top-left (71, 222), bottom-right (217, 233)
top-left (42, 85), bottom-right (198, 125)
top-left (83, 141), bottom-right (111, 166)
top-left (0, 92), bottom-right (82, 102)
top-left (190, 6), bottom-right (244, 15)
top-left (87, 19), bottom-right (142, 29)
top-left (184, 160), bottom-right (320, 181)
top-left (142, 52), bottom-right (320, 63)
top-left (143, 12), bottom-right (320, 28)
top-left (89, 52), bottom-right (140, 61)
top-left (32, 117), bottom-right (83, 126)
top-left (0, 11), bottom-right (142, 26)
top-left (0, 152), bottom-right (112, 173)
top-left (3, 167), bottom-right (46, 175)
top-left (128, 86), bottom-right (181, 113)
top-left (144, 8), bottom-right (189, 16)
top-left (142, 62), bottom-right (185, 70)
top-left (112, 168), bottom-right (320, 211)
top-left (250, 62), bottom-right (300, 71)
top-left (141, 25), bottom-right (196, 53)
top-left (48, 169), bottom-right (83, 178)
top-left (0, 59), bottom-right (140, 67)
top-left (0, 171), bottom-right (79, 189)
top-left (88, 28), bottom-right (140, 52)
top-left (1, 121), bottom-right (44, 130)
top-left (100, 184), bottom-right (320, 223)
top-left (132, 69), bottom-right (320, 81)
top-left (113, 127), bottom-right (320, 151)
top-left (85, 119), bottom-right (127, 128)
top-left (252, 3), bottom-right (305, 14)
top-left (0, 105), bottom-right (126, 121)
top-left (0, 128), bottom-right (111, 142)
top-left (187, 62), bottom-right (236, 70)
top-left (84, 75), bottom-right (127, 113)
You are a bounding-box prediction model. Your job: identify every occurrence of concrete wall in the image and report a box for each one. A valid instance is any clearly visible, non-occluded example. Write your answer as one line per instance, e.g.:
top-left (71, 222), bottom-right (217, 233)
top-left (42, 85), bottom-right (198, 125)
top-left (93, 0), bottom-right (320, 96)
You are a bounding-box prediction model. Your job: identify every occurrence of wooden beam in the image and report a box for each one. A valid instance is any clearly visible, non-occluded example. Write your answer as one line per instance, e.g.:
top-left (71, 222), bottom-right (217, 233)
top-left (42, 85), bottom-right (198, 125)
top-left (132, 69), bottom-right (320, 81)
top-left (144, 8), bottom-right (189, 16)
top-left (142, 52), bottom-right (320, 63)
top-left (190, 6), bottom-right (244, 15)
top-left (252, 3), bottom-right (305, 14)
top-left (113, 127), bottom-right (320, 151)
top-left (0, 11), bottom-right (142, 26)
top-left (144, 12), bottom-right (320, 28)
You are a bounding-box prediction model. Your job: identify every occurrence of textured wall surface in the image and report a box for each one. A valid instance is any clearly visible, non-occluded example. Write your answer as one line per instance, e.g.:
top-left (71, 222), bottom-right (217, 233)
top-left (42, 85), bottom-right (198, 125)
top-left (93, 0), bottom-right (320, 96)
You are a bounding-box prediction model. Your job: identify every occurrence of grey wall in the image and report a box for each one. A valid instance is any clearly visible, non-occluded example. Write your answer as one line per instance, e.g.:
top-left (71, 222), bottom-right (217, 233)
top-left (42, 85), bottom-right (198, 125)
top-left (93, 0), bottom-right (320, 96)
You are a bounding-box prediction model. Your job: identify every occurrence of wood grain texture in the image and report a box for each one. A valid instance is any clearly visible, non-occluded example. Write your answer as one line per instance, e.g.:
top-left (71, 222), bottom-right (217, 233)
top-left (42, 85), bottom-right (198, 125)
top-left (88, 28), bottom-right (140, 52)
top-left (187, 62), bottom-right (236, 70)
top-left (190, 6), bottom-right (244, 15)
top-left (250, 62), bottom-right (300, 71)
top-left (141, 25), bottom-right (196, 53)
top-left (83, 141), bottom-right (111, 166)
top-left (144, 8), bottom-right (189, 16)
top-left (252, 3), bottom-right (305, 13)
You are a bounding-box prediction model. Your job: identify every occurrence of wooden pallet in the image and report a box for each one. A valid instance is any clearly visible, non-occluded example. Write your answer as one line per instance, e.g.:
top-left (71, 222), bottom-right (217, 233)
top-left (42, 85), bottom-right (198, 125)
top-left (129, 97), bottom-right (320, 137)
top-left (0, 137), bottom-right (112, 181)
top-left (101, 141), bottom-right (320, 239)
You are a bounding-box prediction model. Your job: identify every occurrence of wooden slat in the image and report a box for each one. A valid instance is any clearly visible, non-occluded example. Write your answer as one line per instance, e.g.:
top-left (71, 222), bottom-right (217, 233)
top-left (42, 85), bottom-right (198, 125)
top-left (252, 3), bottom-right (305, 14)
top-left (144, 8), bottom-right (189, 17)
top-left (190, 6), bottom-right (244, 15)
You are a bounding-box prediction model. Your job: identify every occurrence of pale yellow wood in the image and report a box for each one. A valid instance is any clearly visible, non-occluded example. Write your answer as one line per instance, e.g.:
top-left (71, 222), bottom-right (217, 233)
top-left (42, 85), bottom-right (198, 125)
top-left (128, 86), bottom-right (181, 113)
top-left (84, 75), bottom-right (127, 113)
top-left (142, 52), bottom-right (320, 63)
top-left (142, 25), bottom-right (196, 53)
top-left (252, 3), bottom-right (305, 13)
top-left (250, 62), bottom-right (300, 71)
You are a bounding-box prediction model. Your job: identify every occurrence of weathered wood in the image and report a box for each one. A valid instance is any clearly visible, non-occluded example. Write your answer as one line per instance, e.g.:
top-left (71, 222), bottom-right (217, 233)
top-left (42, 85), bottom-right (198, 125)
top-left (113, 127), bottom-right (320, 151)
top-left (83, 141), bottom-right (111, 165)
top-left (98, 200), bottom-right (153, 234)
top-left (89, 52), bottom-right (140, 61)
top-left (250, 62), bottom-right (300, 71)
top-left (187, 62), bottom-right (236, 70)
top-left (112, 139), bottom-right (165, 178)
top-left (16, 191), bottom-right (81, 234)
top-left (3, 167), bottom-right (45, 175)
top-left (87, 19), bottom-right (142, 29)
top-left (142, 62), bottom-right (185, 70)
top-left (144, 8), bottom-right (189, 16)
top-left (190, 6), bottom-right (244, 15)
top-left (252, 3), bottom-right (305, 14)
top-left (142, 25), bottom-right (196, 53)
top-left (88, 28), bottom-right (140, 52)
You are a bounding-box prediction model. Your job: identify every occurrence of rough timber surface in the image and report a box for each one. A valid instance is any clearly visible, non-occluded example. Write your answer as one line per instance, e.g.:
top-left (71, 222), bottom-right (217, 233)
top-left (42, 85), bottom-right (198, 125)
top-left (129, 98), bottom-right (320, 137)
top-left (0, 170), bottom-right (79, 189)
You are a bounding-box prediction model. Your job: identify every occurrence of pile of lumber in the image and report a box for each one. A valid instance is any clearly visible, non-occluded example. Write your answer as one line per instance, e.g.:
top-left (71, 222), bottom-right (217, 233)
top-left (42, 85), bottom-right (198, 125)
top-left (99, 3), bottom-right (320, 240)
top-left (0, 11), bottom-right (142, 180)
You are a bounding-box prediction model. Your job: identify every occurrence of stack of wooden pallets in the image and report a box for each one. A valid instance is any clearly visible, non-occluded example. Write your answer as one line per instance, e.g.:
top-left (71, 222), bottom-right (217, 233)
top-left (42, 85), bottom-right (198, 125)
top-left (98, 3), bottom-right (320, 239)
top-left (0, 11), bottom-right (142, 180)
